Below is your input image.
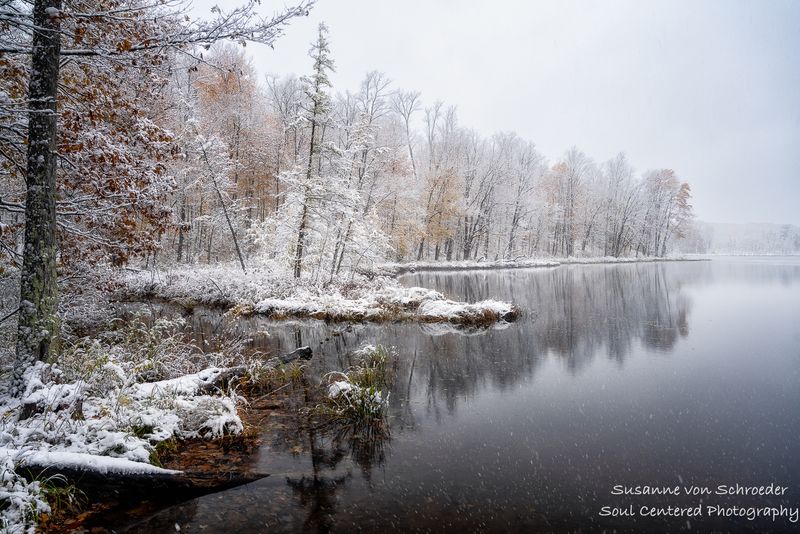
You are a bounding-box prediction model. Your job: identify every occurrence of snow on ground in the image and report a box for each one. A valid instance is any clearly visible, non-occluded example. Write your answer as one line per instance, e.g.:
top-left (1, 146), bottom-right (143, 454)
top-left (0, 454), bottom-right (49, 534)
top-left (0, 449), bottom-right (182, 476)
top-left (377, 258), bottom-right (560, 274)
top-left (133, 367), bottom-right (230, 397)
top-left (118, 265), bottom-right (518, 325)
top-left (555, 255), bottom-right (696, 265)
top-left (417, 298), bottom-right (516, 323)
top-left (0, 339), bottom-right (245, 532)
top-left (119, 258), bottom-right (697, 323)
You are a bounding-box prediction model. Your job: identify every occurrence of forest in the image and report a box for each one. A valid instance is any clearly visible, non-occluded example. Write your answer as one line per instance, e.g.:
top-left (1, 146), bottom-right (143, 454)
top-left (1, 10), bottom-right (695, 284)
top-left (0, 1), bottom-right (700, 531)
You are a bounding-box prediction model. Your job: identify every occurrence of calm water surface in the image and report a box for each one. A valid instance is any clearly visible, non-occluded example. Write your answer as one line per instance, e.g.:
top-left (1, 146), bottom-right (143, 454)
top-left (114, 257), bottom-right (800, 532)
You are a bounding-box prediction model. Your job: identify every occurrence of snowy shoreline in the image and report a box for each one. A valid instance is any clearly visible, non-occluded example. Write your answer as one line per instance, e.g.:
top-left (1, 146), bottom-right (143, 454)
top-left (117, 257), bottom-right (706, 325)
top-left (118, 267), bottom-right (519, 326)
top-left (0, 355), bottom-right (244, 531)
top-left (375, 255), bottom-right (708, 275)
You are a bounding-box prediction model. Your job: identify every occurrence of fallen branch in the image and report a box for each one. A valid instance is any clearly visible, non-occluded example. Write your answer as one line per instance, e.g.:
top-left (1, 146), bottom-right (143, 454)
top-left (135, 346), bottom-right (313, 397)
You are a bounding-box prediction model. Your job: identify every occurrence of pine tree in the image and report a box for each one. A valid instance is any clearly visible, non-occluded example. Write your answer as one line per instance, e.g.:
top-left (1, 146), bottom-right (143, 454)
top-left (293, 22), bottom-right (334, 278)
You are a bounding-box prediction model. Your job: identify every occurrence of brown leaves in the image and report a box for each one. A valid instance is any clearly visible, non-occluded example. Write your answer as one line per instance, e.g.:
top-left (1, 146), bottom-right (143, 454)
top-left (115, 38), bottom-right (133, 53)
top-left (73, 25), bottom-right (86, 45)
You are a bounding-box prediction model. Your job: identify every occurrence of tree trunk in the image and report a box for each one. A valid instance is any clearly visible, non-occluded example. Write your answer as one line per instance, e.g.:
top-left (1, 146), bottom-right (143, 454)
top-left (14, 0), bottom-right (63, 395)
top-left (506, 202), bottom-right (521, 259)
top-left (334, 219), bottom-right (353, 276)
top-left (206, 227), bottom-right (214, 263)
top-left (294, 199), bottom-right (308, 278)
top-left (294, 116), bottom-right (318, 279)
top-left (212, 176), bottom-right (246, 273)
top-left (195, 132), bottom-right (246, 272)
top-left (176, 202), bottom-right (186, 262)
top-left (462, 216), bottom-right (472, 259)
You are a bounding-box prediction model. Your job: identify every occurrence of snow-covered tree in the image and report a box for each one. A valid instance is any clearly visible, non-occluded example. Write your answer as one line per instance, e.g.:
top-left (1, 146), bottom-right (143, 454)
top-left (251, 28), bottom-right (392, 280)
top-left (291, 22), bottom-right (334, 278)
top-left (0, 0), bottom-right (313, 391)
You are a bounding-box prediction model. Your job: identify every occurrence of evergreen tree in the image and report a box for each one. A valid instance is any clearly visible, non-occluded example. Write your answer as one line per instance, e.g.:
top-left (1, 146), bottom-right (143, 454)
top-left (293, 22), bottom-right (334, 278)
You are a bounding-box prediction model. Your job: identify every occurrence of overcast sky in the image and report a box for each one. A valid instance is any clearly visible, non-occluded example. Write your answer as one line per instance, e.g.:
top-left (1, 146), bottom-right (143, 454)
top-left (195, 0), bottom-right (800, 225)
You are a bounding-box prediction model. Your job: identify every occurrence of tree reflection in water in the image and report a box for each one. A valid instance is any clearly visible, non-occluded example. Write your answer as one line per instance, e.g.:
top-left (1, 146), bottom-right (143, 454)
top-left (275, 263), bottom-right (696, 526)
top-left (396, 263), bottom-right (693, 417)
top-left (133, 263), bottom-right (696, 433)
top-left (109, 262), bottom-right (708, 531)
top-left (276, 376), bottom-right (392, 532)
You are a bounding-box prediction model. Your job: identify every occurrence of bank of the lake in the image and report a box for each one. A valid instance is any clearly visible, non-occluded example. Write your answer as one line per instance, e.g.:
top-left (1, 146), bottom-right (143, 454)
top-left (117, 266), bottom-right (518, 326)
top-left (79, 256), bottom-right (800, 533)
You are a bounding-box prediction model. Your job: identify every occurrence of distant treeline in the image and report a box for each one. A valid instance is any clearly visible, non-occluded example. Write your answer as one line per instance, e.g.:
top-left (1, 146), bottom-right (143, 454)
top-left (678, 222), bottom-right (800, 255)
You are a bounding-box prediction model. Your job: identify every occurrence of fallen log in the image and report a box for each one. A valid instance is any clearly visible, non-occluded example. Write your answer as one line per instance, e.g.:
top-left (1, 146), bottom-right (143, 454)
top-left (196, 345), bottom-right (313, 394)
top-left (266, 345), bottom-right (313, 366)
top-left (5, 448), bottom-right (263, 501)
top-left (13, 347), bottom-right (313, 499)
top-left (136, 345), bottom-right (313, 396)
top-left (19, 461), bottom-right (267, 502)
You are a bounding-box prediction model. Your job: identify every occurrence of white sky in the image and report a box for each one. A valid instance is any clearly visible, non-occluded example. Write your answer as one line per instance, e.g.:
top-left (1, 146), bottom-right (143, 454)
top-left (193, 0), bottom-right (800, 225)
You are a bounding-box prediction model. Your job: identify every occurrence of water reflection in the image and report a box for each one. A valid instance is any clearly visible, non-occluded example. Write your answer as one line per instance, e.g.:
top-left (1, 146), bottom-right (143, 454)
top-left (284, 422), bottom-right (391, 531)
top-left (126, 263), bottom-right (698, 445)
top-left (406, 263), bottom-right (692, 364)
top-left (284, 421), bottom-right (351, 534)
top-left (105, 258), bottom-right (800, 532)
top-left (176, 262), bottom-right (694, 392)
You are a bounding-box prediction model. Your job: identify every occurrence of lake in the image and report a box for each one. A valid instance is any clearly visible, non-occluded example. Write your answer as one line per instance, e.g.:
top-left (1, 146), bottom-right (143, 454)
top-left (107, 257), bottom-right (800, 532)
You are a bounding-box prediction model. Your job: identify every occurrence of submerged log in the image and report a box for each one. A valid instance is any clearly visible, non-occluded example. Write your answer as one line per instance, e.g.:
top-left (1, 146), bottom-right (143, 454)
top-left (266, 345), bottom-right (313, 366)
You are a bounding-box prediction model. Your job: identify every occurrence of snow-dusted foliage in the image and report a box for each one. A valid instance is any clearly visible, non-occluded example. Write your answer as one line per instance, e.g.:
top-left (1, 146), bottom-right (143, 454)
top-left (5, 16), bottom-right (696, 282)
top-left (0, 319), bottom-right (246, 532)
top-left (0, 0), bottom-right (313, 272)
top-left (145, 28), bottom-right (695, 277)
top-left (252, 151), bottom-right (391, 280)
top-left (2, 347), bottom-right (244, 455)
top-left (246, 25), bottom-right (393, 280)
top-left (326, 379), bottom-right (388, 422)
top-left (322, 344), bottom-right (395, 423)
top-left (0, 1), bottom-right (184, 269)
top-left (119, 265), bottom-right (518, 325)
top-left (0, 453), bottom-right (49, 534)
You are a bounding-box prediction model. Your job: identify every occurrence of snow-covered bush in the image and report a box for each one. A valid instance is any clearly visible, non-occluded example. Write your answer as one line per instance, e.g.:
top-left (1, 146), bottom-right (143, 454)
top-left (0, 455), bottom-right (50, 534)
top-left (326, 379), bottom-right (388, 423)
top-left (347, 344), bottom-right (395, 390)
top-left (0, 316), bottom-right (248, 532)
top-left (321, 345), bottom-right (395, 425)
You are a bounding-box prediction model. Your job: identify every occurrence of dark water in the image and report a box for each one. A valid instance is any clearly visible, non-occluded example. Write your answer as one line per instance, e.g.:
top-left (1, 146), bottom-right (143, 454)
top-left (113, 257), bottom-right (800, 533)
